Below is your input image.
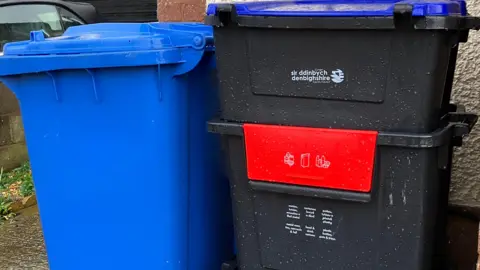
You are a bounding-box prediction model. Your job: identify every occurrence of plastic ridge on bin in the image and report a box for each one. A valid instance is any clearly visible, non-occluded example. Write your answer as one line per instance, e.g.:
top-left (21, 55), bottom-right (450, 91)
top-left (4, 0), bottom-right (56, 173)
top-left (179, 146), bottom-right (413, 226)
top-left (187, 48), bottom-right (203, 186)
top-left (208, 113), bottom-right (478, 149)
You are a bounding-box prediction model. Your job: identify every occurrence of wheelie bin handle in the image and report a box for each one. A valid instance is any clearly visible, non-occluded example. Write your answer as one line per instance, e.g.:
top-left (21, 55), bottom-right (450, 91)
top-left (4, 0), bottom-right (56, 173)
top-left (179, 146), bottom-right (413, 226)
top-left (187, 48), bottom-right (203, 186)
top-left (463, 16), bottom-right (480, 30)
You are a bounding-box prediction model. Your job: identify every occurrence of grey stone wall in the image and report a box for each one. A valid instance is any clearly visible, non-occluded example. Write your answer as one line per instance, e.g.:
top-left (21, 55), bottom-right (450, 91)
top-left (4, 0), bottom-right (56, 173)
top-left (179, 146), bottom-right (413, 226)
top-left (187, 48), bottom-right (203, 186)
top-left (0, 83), bottom-right (28, 171)
top-left (450, 1), bottom-right (480, 207)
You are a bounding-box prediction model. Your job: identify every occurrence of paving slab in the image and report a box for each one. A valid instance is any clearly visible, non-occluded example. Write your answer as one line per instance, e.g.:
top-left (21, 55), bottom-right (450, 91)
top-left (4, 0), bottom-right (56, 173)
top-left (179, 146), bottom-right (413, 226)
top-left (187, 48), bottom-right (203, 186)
top-left (0, 206), bottom-right (48, 270)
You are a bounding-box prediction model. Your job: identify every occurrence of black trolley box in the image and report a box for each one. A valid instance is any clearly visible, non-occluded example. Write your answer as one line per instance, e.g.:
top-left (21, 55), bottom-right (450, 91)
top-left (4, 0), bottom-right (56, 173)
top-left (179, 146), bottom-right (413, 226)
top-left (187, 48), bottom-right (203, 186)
top-left (206, 0), bottom-right (480, 133)
top-left (208, 110), bottom-right (477, 270)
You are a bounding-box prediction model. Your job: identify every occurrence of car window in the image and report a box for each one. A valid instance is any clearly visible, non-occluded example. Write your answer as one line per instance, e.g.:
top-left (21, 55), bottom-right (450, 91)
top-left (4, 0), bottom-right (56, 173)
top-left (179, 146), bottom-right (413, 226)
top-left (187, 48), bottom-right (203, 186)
top-left (0, 4), bottom-right (64, 52)
top-left (58, 7), bottom-right (84, 30)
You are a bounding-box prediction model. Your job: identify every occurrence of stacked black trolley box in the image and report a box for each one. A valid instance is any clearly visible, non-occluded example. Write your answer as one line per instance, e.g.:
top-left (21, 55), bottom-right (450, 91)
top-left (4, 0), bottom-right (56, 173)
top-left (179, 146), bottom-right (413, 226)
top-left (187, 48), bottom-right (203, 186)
top-left (205, 1), bottom-right (480, 269)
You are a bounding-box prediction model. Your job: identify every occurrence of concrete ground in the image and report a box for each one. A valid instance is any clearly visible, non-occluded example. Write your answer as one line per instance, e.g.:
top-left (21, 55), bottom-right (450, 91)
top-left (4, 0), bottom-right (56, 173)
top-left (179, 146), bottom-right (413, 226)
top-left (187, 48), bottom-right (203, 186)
top-left (0, 205), bottom-right (48, 270)
top-left (0, 205), bottom-right (479, 270)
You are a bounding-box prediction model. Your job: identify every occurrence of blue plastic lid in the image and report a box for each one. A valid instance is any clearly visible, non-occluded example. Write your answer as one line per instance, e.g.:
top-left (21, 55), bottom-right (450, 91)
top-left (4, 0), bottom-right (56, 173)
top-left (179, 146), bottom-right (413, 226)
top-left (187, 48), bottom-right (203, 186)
top-left (3, 22), bottom-right (213, 56)
top-left (0, 22), bottom-right (213, 76)
top-left (206, 0), bottom-right (467, 17)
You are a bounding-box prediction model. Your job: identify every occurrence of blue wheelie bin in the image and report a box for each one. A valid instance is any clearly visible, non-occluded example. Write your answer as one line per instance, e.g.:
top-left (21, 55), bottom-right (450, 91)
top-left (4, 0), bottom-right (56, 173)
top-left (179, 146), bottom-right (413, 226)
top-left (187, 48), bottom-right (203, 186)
top-left (0, 23), bottom-right (234, 270)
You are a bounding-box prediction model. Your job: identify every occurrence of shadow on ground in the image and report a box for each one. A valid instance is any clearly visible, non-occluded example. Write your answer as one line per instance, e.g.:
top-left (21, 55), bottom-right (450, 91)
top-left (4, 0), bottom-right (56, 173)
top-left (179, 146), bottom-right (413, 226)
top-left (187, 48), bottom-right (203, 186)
top-left (0, 205), bottom-right (48, 269)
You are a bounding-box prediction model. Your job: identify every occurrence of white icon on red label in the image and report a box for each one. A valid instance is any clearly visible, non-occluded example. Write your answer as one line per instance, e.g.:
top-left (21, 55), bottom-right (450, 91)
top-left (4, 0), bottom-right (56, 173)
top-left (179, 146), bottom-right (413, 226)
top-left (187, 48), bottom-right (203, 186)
top-left (301, 153), bottom-right (311, 168)
top-left (284, 152), bottom-right (295, 167)
top-left (316, 155), bottom-right (331, 169)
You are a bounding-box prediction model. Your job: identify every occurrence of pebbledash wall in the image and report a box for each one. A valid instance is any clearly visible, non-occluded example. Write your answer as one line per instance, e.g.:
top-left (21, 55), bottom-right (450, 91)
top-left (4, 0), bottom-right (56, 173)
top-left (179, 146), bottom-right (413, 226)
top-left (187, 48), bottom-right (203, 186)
top-left (449, 2), bottom-right (480, 209)
top-left (157, 0), bottom-right (480, 209)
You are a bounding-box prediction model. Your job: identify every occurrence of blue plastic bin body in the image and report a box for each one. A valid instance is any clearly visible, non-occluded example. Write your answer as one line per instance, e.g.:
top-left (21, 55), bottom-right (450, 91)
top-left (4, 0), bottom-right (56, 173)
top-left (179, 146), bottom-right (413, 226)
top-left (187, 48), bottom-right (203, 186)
top-left (0, 23), bottom-right (233, 270)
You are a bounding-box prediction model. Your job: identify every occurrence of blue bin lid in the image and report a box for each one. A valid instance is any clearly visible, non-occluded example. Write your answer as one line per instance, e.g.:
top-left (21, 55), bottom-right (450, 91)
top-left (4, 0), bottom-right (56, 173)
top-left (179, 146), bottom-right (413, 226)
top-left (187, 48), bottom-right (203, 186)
top-left (206, 0), bottom-right (467, 17)
top-left (0, 22), bottom-right (213, 76)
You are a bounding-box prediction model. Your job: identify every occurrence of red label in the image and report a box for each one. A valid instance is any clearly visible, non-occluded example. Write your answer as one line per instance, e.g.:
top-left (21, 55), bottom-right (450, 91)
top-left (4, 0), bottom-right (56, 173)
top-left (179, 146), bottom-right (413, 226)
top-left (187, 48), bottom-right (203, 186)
top-left (244, 124), bottom-right (378, 193)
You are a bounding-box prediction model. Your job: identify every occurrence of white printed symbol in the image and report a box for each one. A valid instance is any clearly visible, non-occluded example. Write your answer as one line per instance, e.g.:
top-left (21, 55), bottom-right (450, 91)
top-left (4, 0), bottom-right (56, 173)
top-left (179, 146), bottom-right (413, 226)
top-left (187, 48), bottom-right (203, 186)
top-left (284, 152), bottom-right (295, 167)
top-left (285, 223), bottom-right (302, 235)
top-left (316, 155), bottom-right (331, 169)
top-left (305, 207), bottom-right (316, 218)
top-left (301, 153), bottom-right (311, 168)
top-left (319, 229), bottom-right (336, 241)
top-left (305, 225), bottom-right (316, 238)
top-left (321, 210), bottom-right (334, 225)
top-left (331, 69), bottom-right (344, 84)
top-left (286, 205), bottom-right (300, 220)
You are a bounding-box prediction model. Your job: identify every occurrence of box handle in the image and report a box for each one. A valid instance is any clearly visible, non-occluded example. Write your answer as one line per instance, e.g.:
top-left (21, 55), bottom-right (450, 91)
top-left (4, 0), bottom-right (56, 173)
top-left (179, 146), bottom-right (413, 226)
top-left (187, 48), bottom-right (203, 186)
top-left (462, 16), bottom-right (480, 31)
top-left (215, 4), bottom-right (238, 26)
top-left (443, 111), bottom-right (478, 147)
top-left (249, 181), bottom-right (372, 203)
top-left (209, 112), bottom-right (477, 149)
top-left (377, 112), bottom-right (477, 148)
